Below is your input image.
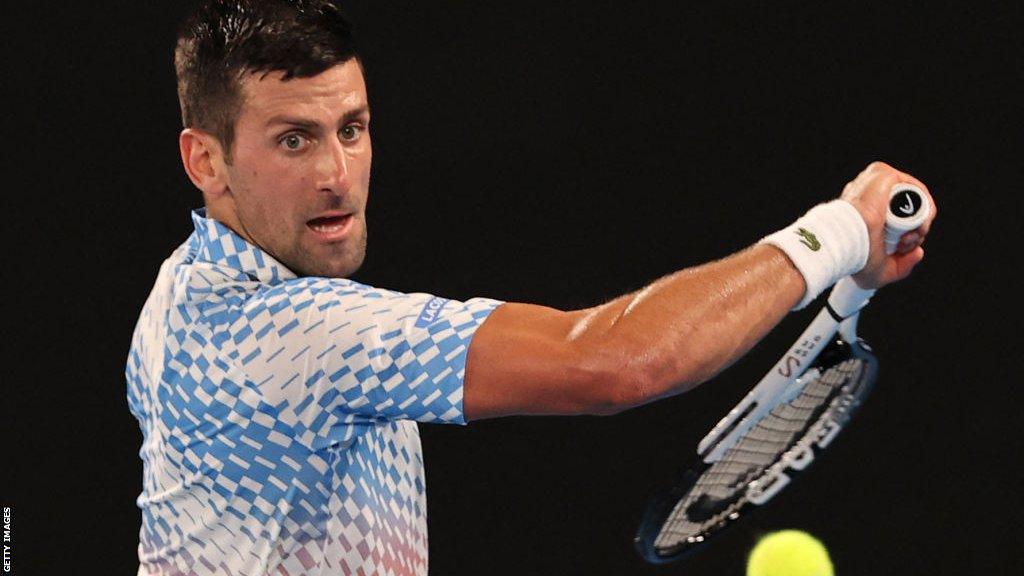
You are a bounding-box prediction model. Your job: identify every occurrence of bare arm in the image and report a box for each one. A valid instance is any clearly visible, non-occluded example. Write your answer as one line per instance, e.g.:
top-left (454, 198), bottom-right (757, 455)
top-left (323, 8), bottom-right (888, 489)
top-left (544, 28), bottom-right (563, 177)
top-left (463, 245), bottom-right (802, 419)
top-left (463, 162), bottom-right (936, 420)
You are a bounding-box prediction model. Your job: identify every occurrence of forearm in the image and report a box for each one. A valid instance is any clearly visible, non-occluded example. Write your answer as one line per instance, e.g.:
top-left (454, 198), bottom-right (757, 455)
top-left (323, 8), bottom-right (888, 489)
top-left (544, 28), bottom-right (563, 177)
top-left (567, 244), bottom-right (804, 406)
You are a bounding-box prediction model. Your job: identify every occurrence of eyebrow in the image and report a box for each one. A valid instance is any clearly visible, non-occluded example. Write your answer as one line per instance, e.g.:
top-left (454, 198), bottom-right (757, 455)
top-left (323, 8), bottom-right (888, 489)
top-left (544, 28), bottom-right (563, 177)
top-left (265, 106), bottom-right (371, 130)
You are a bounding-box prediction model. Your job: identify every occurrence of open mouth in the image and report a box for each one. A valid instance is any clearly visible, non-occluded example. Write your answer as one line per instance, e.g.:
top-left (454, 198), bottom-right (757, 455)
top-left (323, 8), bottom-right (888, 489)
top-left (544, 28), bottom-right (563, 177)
top-left (307, 214), bottom-right (353, 238)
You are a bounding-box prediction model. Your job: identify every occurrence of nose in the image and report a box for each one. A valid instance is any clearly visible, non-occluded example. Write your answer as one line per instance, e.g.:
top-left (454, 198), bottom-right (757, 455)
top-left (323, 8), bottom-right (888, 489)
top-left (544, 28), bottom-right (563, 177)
top-left (316, 138), bottom-right (351, 195)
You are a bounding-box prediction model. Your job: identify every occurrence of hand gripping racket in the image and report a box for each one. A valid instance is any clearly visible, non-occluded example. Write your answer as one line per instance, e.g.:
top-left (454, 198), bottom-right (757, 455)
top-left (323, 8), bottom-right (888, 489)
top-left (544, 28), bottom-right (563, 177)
top-left (634, 185), bottom-right (931, 563)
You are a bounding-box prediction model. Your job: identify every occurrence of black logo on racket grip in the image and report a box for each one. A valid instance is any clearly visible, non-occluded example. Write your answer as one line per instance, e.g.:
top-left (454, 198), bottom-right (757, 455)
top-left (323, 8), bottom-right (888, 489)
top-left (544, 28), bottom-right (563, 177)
top-left (890, 189), bottom-right (922, 217)
top-left (777, 335), bottom-right (823, 377)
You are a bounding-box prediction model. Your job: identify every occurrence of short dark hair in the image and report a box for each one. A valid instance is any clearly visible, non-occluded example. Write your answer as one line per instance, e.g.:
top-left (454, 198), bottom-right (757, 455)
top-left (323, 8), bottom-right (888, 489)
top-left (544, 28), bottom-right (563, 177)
top-left (174, 0), bottom-right (360, 162)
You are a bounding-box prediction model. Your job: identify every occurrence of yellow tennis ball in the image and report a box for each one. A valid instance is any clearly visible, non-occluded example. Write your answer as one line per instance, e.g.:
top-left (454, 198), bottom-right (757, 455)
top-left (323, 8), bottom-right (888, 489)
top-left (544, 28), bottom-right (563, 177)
top-left (746, 530), bottom-right (834, 576)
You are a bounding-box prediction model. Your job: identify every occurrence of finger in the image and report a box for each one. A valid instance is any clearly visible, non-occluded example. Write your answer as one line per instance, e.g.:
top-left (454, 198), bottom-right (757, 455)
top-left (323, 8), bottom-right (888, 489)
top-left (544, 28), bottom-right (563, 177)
top-left (889, 246), bottom-right (925, 281)
top-left (895, 169), bottom-right (931, 200)
top-left (866, 160), bottom-right (895, 174)
top-left (898, 231), bottom-right (922, 253)
top-left (916, 221), bottom-right (932, 239)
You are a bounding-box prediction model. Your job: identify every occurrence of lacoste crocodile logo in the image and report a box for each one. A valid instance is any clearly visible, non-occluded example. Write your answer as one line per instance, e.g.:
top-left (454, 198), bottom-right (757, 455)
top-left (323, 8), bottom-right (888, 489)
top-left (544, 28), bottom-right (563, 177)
top-left (796, 228), bottom-right (821, 251)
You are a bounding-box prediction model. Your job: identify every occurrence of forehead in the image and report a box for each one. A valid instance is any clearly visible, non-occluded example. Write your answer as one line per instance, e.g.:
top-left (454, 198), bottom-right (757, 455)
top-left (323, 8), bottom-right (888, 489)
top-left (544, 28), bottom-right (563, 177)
top-left (237, 59), bottom-right (368, 122)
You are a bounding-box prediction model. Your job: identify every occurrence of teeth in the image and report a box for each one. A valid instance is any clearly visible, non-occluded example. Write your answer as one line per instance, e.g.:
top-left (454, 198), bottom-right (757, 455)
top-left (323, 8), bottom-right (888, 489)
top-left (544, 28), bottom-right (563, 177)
top-left (311, 223), bottom-right (344, 233)
top-left (310, 216), bottom-right (349, 233)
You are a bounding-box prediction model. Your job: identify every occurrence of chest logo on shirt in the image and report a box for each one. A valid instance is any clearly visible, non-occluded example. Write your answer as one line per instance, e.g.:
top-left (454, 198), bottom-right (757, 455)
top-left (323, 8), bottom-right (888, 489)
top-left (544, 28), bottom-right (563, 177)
top-left (415, 297), bottom-right (450, 327)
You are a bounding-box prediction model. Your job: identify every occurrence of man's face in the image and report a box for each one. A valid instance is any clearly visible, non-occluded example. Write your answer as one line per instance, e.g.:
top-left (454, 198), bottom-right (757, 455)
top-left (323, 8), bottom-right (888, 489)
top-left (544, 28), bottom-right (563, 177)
top-left (219, 59), bottom-right (371, 278)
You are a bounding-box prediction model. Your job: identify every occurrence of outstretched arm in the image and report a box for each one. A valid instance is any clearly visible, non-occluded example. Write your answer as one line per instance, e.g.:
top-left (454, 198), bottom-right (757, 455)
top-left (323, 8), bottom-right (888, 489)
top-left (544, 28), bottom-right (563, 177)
top-left (463, 162), bottom-right (935, 420)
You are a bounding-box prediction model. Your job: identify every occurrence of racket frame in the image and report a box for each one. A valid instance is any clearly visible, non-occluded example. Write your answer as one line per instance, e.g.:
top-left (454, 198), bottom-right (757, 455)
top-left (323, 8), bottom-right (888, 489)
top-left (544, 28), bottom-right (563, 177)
top-left (634, 276), bottom-right (877, 563)
top-left (635, 184), bottom-right (929, 564)
top-left (697, 277), bottom-right (874, 462)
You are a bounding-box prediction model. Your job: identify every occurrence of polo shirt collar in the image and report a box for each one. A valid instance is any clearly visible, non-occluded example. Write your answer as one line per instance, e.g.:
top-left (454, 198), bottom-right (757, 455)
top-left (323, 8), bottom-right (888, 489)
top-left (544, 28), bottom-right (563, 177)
top-left (190, 208), bottom-right (298, 285)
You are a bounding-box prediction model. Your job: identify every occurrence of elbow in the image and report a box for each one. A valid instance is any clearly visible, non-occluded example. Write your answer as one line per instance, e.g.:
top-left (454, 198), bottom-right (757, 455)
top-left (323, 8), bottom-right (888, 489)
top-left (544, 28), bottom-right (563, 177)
top-left (586, 371), bottom-right (648, 416)
top-left (603, 373), bottom-right (654, 415)
top-left (576, 339), bottom-right (697, 416)
top-left (582, 340), bottom-right (707, 416)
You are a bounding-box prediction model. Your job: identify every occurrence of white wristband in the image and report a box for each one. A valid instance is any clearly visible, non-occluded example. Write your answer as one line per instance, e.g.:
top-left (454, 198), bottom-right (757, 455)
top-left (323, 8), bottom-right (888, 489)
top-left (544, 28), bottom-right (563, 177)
top-left (759, 199), bottom-right (869, 310)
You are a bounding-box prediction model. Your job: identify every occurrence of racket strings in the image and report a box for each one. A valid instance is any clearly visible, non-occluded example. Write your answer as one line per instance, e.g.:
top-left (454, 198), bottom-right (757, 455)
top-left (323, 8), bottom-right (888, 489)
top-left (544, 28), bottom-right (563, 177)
top-left (653, 358), bottom-right (864, 550)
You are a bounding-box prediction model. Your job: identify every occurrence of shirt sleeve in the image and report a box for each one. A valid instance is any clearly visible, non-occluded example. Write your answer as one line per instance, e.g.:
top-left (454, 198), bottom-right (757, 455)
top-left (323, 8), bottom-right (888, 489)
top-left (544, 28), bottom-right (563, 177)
top-left (226, 276), bottom-right (502, 447)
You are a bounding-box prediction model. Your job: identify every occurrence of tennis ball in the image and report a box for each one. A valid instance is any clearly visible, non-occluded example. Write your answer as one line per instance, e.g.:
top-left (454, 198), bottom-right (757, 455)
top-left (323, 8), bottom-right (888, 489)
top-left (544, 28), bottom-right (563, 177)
top-left (746, 530), bottom-right (834, 576)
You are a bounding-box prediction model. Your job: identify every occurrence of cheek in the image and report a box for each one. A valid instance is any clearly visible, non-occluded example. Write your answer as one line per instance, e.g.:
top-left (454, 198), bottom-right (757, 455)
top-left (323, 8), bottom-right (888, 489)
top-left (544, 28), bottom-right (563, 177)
top-left (231, 150), bottom-right (316, 222)
top-left (355, 150), bottom-right (373, 186)
top-left (250, 165), bottom-right (311, 207)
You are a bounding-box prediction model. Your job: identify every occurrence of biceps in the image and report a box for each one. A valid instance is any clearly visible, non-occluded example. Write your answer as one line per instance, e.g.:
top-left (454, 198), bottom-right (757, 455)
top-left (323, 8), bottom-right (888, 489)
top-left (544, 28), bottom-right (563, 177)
top-left (462, 303), bottom-right (625, 420)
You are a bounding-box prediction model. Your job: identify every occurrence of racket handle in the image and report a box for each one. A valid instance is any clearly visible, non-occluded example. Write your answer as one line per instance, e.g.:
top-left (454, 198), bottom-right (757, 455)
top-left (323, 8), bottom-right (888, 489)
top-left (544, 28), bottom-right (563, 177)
top-left (828, 276), bottom-right (874, 318)
top-left (884, 184), bottom-right (931, 255)
top-left (829, 185), bottom-right (930, 317)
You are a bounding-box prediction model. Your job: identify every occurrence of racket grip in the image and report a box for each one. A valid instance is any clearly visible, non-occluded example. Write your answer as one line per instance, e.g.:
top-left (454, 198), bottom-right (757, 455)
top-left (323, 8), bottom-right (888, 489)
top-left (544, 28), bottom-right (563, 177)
top-left (884, 184), bottom-right (931, 255)
top-left (829, 185), bottom-right (931, 317)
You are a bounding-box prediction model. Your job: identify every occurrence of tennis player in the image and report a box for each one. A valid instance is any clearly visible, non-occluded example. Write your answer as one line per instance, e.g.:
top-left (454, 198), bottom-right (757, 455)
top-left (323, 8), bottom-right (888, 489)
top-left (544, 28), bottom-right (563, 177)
top-left (126, 1), bottom-right (936, 574)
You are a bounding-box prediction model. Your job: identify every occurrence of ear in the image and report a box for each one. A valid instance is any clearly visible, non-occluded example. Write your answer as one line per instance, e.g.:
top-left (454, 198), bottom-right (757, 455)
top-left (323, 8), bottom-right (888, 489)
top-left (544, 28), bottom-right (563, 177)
top-left (179, 128), bottom-right (230, 198)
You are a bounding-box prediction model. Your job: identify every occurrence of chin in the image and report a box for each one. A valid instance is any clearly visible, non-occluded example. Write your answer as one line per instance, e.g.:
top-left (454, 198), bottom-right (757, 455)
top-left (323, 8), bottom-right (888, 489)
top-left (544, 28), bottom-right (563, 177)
top-left (325, 262), bottom-right (362, 279)
top-left (286, 234), bottom-right (366, 279)
top-left (305, 253), bottom-right (365, 279)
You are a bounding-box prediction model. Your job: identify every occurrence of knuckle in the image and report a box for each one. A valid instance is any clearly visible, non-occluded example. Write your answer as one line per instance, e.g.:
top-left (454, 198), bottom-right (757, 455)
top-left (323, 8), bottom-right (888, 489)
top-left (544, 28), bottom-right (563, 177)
top-left (867, 160), bottom-right (892, 173)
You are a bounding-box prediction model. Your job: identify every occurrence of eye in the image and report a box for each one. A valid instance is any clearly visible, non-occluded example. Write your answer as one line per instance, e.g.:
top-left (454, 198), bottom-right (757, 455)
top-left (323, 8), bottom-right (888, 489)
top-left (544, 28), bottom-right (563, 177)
top-left (339, 124), bottom-right (364, 142)
top-left (279, 133), bottom-right (310, 151)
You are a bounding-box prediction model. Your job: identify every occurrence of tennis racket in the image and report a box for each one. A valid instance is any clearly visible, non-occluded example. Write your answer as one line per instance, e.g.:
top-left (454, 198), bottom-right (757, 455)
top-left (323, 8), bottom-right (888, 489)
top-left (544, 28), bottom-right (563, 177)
top-left (634, 184), bottom-right (931, 563)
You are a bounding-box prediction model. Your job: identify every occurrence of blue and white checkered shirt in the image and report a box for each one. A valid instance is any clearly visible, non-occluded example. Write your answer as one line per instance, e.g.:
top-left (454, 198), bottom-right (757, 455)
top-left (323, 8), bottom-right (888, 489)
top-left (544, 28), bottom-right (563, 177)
top-left (126, 210), bottom-right (502, 575)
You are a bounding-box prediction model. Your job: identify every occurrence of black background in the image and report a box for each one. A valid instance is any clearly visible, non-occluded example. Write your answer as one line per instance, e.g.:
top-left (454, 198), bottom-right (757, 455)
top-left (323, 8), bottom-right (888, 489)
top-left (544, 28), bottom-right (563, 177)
top-left (5, 1), bottom-right (1022, 574)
